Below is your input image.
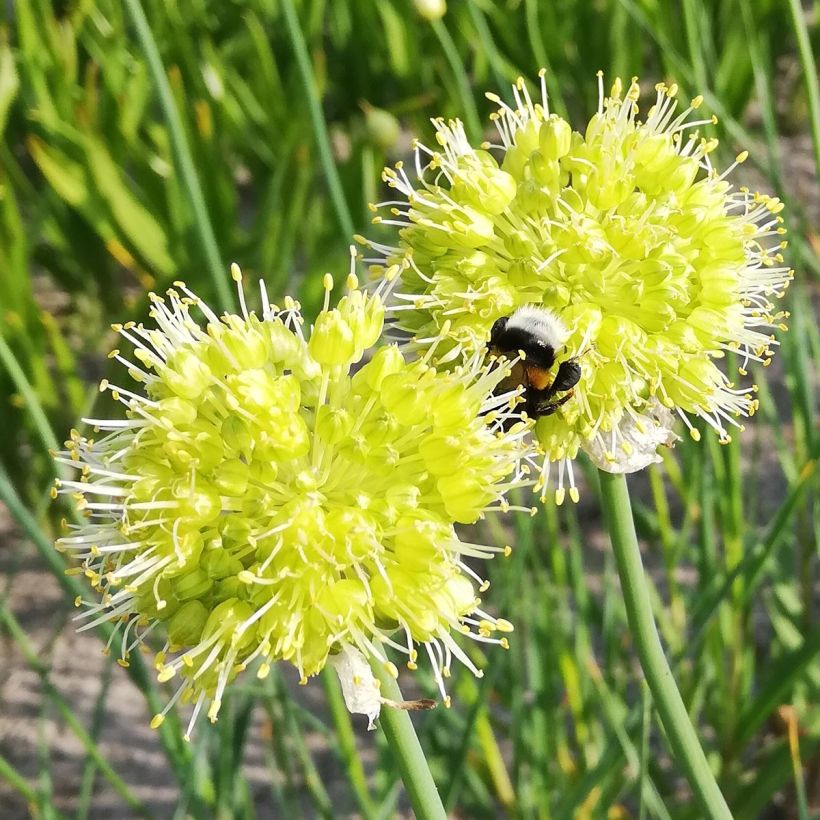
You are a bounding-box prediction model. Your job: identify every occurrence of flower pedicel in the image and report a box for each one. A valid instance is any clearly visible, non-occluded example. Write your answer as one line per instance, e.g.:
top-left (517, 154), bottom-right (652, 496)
top-left (362, 73), bottom-right (792, 501)
top-left (53, 253), bottom-right (533, 735)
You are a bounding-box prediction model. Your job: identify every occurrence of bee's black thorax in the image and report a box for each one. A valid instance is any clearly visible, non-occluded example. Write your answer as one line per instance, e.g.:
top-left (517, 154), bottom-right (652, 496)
top-left (488, 322), bottom-right (557, 370)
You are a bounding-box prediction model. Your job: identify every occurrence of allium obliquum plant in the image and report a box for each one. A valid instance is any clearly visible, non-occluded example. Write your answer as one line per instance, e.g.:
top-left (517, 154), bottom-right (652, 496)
top-left (53, 255), bottom-right (531, 816)
top-left (361, 74), bottom-right (793, 818)
top-left (363, 73), bottom-right (791, 503)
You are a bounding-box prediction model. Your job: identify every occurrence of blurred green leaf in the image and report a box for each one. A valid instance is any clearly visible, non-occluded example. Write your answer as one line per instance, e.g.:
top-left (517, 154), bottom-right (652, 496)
top-left (84, 134), bottom-right (175, 275)
top-left (0, 35), bottom-right (19, 137)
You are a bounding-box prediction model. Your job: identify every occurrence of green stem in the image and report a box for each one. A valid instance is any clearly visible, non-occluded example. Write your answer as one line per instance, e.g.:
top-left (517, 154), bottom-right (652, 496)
top-left (371, 663), bottom-right (447, 820)
top-left (280, 0), bottom-right (355, 240)
top-left (122, 0), bottom-right (232, 310)
top-left (430, 17), bottom-right (482, 141)
top-left (598, 470), bottom-right (732, 819)
top-left (0, 753), bottom-right (38, 804)
top-left (0, 331), bottom-right (60, 458)
top-left (785, 0), bottom-right (820, 176)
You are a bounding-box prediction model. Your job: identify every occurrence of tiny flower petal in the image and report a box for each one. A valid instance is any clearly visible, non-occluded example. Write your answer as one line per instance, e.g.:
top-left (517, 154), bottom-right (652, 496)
top-left (585, 400), bottom-right (679, 473)
top-left (329, 645), bottom-right (382, 730)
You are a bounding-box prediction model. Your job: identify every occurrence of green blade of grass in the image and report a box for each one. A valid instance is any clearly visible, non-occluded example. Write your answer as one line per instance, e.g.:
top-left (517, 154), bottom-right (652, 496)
top-left (0, 753), bottom-right (38, 806)
top-left (280, 0), bottom-right (355, 240)
top-left (785, 0), bottom-right (820, 174)
top-left (731, 735), bottom-right (820, 820)
top-left (121, 0), bottom-right (232, 309)
top-left (732, 628), bottom-right (820, 750)
top-left (466, 1), bottom-right (507, 93)
top-left (279, 680), bottom-right (334, 819)
top-left (75, 653), bottom-right (116, 820)
top-left (430, 17), bottom-right (482, 141)
top-left (0, 330), bottom-right (60, 458)
top-left (322, 668), bottom-right (378, 819)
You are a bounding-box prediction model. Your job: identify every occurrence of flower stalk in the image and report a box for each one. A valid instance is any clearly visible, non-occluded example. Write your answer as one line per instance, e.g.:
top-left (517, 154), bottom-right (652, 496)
top-left (372, 662), bottom-right (448, 820)
top-left (598, 469), bottom-right (731, 819)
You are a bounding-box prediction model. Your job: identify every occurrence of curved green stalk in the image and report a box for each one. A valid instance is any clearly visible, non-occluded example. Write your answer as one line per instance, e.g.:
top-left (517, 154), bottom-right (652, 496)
top-left (598, 470), bottom-right (732, 819)
top-left (430, 18), bottom-right (482, 141)
top-left (122, 0), bottom-right (232, 310)
top-left (371, 663), bottom-right (447, 820)
top-left (280, 0), bottom-right (355, 240)
top-left (0, 330), bottom-right (61, 467)
top-left (785, 0), bottom-right (820, 175)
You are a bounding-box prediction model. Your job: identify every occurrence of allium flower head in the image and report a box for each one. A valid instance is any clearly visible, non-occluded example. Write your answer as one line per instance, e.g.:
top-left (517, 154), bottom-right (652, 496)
top-left (53, 255), bottom-right (529, 734)
top-left (362, 73), bottom-right (792, 501)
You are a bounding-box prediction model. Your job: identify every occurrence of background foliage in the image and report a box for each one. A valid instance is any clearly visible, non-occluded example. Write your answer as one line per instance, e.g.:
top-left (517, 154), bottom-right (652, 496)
top-left (0, 0), bottom-right (817, 817)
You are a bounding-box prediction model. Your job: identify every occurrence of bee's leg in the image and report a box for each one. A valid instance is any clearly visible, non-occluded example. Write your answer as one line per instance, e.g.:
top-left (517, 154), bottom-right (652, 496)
top-left (549, 360), bottom-right (582, 396)
top-left (531, 390), bottom-right (575, 417)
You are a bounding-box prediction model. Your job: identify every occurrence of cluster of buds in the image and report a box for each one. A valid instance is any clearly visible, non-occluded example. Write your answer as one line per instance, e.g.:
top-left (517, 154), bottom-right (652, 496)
top-left (362, 73), bottom-right (791, 500)
top-left (54, 255), bottom-right (530, 734)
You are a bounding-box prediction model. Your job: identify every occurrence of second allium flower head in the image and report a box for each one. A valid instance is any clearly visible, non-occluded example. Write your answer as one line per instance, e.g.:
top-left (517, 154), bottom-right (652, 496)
top-left (54, 256), bottom-right (528, 734)
top-left (362, 73), bottom-right (792, 501)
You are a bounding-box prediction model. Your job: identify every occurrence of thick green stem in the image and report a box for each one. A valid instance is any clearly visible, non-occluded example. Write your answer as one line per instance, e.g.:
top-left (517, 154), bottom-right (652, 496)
top-left (598, 470), bottom-right (732, 819)
top-left (122, 0), bottom-right (232, 310)
top-left (371, 663), bottom-right (447, 820)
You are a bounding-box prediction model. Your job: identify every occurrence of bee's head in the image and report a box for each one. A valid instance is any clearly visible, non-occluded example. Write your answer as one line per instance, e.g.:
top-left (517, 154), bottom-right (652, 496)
top-left (488, 316), bottom-right (509, 349)
top-left (487, 310), bottom-right (559, 370)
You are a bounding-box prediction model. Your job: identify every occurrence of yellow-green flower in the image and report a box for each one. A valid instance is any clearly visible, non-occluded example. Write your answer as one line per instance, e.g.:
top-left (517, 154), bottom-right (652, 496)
top-left (361, 73), bottom-right (792, 502)
top-left (54, 255), bottom-right (529, 735)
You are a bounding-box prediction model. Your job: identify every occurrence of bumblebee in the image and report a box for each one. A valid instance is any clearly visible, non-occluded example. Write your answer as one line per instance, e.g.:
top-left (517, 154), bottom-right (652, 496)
top-left (488, 306), bottom-right (582, 419)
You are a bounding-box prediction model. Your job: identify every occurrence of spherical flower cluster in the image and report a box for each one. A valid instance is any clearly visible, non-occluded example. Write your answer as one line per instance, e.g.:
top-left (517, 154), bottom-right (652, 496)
top-left (361, 73), bottom-right (792, 501)
top-left (54, 258), bottom-right (531, 734)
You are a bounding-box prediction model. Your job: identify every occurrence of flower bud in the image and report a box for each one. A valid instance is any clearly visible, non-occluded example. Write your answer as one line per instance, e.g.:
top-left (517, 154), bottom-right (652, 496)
top-left (539, 116), bottom-right (572, 159)
top-left (309, 312), bottom-right (356, 365)
top-left (168, 601), bottom-right (208, 645)
top-left (413, 0), bottom-right (446, 20)
top-left (363, 103), bottom-right (400, 151)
